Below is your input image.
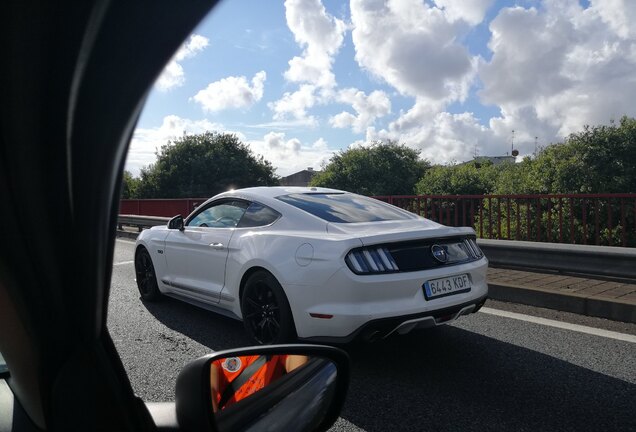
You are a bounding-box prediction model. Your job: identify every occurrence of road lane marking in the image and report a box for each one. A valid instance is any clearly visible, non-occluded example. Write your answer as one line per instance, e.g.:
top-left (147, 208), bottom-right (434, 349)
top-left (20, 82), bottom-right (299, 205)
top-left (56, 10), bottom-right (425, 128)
top-left (116, 238), bottom-right (136, 244)
top-left (113, 260), bottom-right (134, 266)
top-left (480, 307), bottom-right (636, 344)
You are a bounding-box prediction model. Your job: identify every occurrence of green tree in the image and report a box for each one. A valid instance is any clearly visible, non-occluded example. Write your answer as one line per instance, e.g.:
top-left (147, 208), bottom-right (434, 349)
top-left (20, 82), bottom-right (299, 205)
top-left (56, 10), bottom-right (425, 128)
top-left (415, 161), bottom-right (500, 195)
top-left (491, 157), bottom-right (534, 194)
top-left (416, 117), bottom-right (636, 196)
top-left (524, 116), bottom-right (636, 194)
top-left (310, 141), bottom-right (429, 195)
top-left (136, 132), bottom-right (279, 198)
top-left (120, 170), bottom-right (140, 199)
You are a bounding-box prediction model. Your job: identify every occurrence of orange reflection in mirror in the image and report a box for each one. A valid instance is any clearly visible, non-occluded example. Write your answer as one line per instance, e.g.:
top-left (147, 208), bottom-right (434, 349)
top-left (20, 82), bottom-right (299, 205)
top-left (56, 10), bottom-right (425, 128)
top-left (210, 354), bottom-right (308, 412)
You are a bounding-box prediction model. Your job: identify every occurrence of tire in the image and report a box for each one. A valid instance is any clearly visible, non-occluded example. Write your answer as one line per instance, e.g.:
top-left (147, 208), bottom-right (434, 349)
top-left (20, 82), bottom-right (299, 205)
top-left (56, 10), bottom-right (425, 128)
top-left (241, 270), bottom-right (296, 345)
top-left (134, 247), bottom-right (162, 301)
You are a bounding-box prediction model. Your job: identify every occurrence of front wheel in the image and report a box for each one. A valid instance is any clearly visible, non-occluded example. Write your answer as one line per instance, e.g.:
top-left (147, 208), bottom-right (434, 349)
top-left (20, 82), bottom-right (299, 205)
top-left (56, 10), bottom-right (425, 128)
top-left (241, 271), bottom-right (296, 344)
top-left (134, 247), bottom-right (162, 301)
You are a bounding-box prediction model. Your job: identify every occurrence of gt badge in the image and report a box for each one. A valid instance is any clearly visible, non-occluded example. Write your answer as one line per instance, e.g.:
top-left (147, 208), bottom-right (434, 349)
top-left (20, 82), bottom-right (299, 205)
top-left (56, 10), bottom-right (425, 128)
top-left (222, 357), bottom-right (242, 373)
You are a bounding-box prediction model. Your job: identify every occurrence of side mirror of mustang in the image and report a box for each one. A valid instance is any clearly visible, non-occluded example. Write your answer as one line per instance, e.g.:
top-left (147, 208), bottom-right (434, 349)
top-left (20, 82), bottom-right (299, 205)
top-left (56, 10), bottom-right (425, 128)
top-left (175, 344), bottom-right (350, 432)
top-left (168, 215), bottom-right (185, 231)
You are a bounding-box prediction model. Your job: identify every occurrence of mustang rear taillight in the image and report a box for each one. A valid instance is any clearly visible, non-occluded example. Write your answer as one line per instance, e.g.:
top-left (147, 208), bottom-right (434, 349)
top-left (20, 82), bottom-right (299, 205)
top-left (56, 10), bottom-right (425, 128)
top-left (464, 238), bottom-right (484, 259)
top-left (345, 247), bottom-right (399, 274)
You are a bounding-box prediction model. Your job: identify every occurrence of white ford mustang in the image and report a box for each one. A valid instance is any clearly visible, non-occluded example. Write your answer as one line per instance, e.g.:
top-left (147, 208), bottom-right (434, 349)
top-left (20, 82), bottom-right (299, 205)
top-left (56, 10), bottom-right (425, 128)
top-left (134, 187), bottom-right (488, 344)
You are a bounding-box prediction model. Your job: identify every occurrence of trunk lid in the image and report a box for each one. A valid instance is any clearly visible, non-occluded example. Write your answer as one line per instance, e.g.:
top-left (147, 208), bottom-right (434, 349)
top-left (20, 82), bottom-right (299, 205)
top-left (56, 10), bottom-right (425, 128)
top-left (327, 218), bottom-right (476, 245)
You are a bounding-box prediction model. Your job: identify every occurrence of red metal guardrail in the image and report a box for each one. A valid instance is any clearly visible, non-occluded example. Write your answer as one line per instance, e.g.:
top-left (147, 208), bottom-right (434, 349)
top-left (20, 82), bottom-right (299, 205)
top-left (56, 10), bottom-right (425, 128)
top-left (121, 194), bottom-right (636, 247)
top-left (120, 198), bottom-right (205, 218)
top-left (374, 194), bottom-right (636, 247)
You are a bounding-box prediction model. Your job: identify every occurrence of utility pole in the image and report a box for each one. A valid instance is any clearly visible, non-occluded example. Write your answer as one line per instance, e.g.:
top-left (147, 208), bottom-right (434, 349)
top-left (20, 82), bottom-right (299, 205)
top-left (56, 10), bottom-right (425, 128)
top-left (511, 129), bottom-right (515, 155)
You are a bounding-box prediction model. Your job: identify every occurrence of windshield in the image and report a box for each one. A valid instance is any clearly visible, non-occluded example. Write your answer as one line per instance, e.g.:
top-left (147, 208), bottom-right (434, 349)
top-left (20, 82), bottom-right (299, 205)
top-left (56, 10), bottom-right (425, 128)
top-left (276, 193), bottom-right (416, 223)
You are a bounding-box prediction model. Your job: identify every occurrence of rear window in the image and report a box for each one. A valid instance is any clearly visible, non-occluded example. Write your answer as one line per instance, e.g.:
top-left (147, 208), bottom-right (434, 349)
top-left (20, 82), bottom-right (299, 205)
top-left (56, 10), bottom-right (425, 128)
top-left (276, 193), bottom-right (416, 223)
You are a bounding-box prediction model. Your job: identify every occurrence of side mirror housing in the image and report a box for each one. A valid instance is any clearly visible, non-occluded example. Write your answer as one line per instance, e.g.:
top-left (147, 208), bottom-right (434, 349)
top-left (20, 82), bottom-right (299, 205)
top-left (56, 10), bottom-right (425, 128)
top-left (175, 344), bottom-right (349, 432)
top-left (168, 215), bottom-right (184, 231)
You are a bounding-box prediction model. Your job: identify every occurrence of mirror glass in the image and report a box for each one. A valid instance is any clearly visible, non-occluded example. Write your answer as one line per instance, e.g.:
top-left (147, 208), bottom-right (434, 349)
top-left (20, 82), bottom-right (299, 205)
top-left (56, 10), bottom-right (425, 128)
top-left (210, 354), bottom-right (338, 432)
top-left (168, 215), bottom-right (184, 230)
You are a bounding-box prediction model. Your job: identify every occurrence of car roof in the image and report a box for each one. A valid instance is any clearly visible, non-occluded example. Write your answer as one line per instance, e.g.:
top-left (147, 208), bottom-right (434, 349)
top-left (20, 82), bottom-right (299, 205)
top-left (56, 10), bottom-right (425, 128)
top-left (217, 186), bottom-right (347, 200)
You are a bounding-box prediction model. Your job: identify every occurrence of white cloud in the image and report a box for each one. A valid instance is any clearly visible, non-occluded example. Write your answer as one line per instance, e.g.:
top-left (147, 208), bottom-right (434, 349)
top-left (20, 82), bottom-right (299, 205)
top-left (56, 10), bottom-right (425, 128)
top-left (285, 0), bottom-right (346, 56)
top-left (244, 118), bottom-right (320, 130)
top-left (363, 0), bottom-right (636, 164)
top-left (488, 106), bottom-right (560, 155)
top-left (421, 112), bottom-right (503, 163)
top-left (330, 88), bottom-right (391, 133)
top-left (263, 131), bottom-right (301, 154)
top-left (155, 34), bottom-right (209, 91)
top-left (248, 133), bottom-right (334, 176)
top-left (350, 0), bottom-right (477, 103)
top-left (193, 71), bottom-right (266, 113)
top-left (283, 0), bottom-right (347, 88)
top-left (433, 0), bottom-right (495, 25)
top-left (156, 61), bottom-right (186, 92)
top-left (591, 0), bottom-right (636, 39)
top-left (285, 54), bottom-right (336, 89)
top-left (174, 34), bottom-right (210, 61)
top-left (479, 6), bottom-right (575, 108)
top-left (480, 1), bottom-right (636, 141)
top-left (269, 0), bottom-right (347, 125)
top-left (363, 102), bottom-right (505, 164)
top-left (125, 115), bottom-right (227, 175)
top-left (388, 99), bottom-right (445, 135)
top-left (268, 84), bottom-right (318, 124)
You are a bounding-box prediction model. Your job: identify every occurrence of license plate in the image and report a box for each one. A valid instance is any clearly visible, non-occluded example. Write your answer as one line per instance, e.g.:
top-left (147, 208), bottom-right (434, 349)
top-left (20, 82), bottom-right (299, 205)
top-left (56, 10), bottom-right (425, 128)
top-left (423, 274), bottom-right (471, 300)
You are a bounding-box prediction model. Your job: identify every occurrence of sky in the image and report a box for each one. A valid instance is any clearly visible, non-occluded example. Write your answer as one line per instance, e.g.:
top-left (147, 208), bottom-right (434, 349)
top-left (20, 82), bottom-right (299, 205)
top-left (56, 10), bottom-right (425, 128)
top-left (125, 0), bottom-right (636, 177)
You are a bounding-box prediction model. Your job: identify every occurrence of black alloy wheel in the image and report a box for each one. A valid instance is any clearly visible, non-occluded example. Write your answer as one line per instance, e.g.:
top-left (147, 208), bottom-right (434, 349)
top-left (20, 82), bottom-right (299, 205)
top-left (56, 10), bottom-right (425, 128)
top-left (135, 247), bottom-right (162, 301)
top-left (241, 271), bottom-right (295, 344)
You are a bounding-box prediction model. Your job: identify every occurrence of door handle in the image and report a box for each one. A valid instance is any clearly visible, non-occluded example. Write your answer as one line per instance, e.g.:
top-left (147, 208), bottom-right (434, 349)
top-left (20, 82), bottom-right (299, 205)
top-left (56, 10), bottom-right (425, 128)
top-left (209, 242), bottom-right (224, 249)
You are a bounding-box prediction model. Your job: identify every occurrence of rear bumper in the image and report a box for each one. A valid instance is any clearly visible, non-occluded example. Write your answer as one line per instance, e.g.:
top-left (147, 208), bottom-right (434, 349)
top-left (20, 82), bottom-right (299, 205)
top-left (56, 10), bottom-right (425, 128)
top-left (283, 256), bottom-right (489, 342)
top-left (299, 294), bottom-right (488, 344)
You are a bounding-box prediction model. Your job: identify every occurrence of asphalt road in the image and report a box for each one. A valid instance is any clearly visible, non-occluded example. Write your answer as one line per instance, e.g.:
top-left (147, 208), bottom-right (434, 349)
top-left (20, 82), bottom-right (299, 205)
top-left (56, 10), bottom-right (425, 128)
top-left (109, 239), bottom-right (636, 431)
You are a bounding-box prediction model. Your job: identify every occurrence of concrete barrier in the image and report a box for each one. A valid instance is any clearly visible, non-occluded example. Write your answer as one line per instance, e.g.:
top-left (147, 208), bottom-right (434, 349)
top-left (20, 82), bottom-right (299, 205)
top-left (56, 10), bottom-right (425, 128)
top-left (478, 239), bottom-right (636, 280)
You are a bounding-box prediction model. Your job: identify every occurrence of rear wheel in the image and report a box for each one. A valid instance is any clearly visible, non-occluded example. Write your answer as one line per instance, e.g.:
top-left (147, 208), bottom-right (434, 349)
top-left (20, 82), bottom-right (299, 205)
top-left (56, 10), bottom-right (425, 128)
top-left (241, 271), bottom-right (296, 344)
top-left (135, 247), bottom-right (162, 301)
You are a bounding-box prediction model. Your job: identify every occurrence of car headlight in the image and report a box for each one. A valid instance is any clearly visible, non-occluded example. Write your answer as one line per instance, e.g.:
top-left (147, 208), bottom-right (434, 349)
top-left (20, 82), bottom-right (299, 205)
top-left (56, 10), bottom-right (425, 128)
top-left (345, 247), bottom-right (399, 274)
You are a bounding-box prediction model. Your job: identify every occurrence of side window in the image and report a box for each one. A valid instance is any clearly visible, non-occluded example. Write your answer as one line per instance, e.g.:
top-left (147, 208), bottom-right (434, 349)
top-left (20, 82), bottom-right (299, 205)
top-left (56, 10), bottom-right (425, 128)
top-left (237, 202), bottom-right (281, 228)
top-left (187, 201), bottom-right (248, 228)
